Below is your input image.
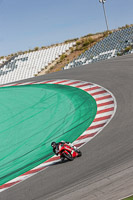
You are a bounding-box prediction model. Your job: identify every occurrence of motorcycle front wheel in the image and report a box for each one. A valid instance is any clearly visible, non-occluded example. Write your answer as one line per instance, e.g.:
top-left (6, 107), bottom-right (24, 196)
top-left (63, 151), bottom-right (74, 161)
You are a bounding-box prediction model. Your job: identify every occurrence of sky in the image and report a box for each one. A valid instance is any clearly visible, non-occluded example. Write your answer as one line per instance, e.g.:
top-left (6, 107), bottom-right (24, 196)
top-left (0, 0), bottom-right (133, 56)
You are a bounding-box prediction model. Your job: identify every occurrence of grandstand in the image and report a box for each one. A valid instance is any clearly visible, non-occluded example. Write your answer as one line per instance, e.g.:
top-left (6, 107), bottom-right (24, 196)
top-left (0, 42), bottom-right (75, 85)
top-left (64, 26), bottom-right (133, 69)
top-left (0, 26), bottom-right (133, 85)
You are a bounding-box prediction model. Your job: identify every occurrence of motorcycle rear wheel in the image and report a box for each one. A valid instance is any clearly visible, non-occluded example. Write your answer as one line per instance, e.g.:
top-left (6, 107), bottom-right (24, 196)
top-left (77, 150), bottom-right (82, 157)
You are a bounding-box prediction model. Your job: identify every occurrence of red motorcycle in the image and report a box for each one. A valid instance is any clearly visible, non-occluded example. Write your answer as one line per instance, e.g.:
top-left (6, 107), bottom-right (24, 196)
top-left (58, 143), bottom-right (82, 161)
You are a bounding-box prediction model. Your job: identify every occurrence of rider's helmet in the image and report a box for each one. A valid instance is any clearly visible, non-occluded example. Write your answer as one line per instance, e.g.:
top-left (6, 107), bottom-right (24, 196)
top-left (51, 142), bottom-right (56, 148)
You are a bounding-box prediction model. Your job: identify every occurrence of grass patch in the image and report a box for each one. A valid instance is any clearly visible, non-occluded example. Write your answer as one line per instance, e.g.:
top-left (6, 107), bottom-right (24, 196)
top-left (123, 196), bottom-right (133, 200)
top-left (60, 54), bottom-right (67, 62)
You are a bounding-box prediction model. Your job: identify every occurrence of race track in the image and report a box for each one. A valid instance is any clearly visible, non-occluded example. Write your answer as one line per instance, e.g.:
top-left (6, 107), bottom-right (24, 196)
top-left (1, 54), bottom-right (133, 200)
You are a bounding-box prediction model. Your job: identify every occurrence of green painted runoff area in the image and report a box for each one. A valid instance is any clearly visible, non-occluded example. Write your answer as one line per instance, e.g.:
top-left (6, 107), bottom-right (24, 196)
top-left (0, 84), bottom-right (97, 185)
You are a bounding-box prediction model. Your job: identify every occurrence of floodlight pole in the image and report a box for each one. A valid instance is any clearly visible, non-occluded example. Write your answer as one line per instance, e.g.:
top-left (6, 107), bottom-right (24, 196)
top-left (99, 0), bottom-right (109, 31)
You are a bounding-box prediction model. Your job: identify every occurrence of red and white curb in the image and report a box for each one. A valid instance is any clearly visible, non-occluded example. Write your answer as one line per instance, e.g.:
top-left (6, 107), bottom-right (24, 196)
top-left (0, 79), bottom-right (117, 192)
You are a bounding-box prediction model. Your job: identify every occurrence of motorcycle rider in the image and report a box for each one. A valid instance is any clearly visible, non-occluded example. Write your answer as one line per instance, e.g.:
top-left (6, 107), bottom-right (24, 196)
top-left (51, 141), bottom-right (60, 155)
top-left (51, 141), bottom-right (78, 156)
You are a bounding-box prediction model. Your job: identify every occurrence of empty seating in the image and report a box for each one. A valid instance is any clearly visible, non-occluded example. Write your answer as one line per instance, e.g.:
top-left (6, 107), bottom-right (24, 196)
top-left (64, 26), bottom-right (133, 69)
top-left (0, 42), bottom-right (75, 85)
top-left (0, 58), bottom-right (7, 65)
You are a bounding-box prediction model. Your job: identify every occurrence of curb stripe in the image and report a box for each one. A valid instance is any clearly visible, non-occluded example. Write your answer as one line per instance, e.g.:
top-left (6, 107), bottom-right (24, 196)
top-left (94, 115), bottom-right (112, 122)
top-left (90, 90), bottom-right (107, 96)
top-left (96, 112), bottom-right (113, 118)
top-left (44, 156), bottom-right (60, 163)
top-left (75, 83), bottom-right (92, 88)
top-left (74, 143), bottom-right (84, 147)
top-left (97, 107), bottom-right (114, 114)
top-left (53, 80), bottom-right (69, 84)
top-left (77, 132), bottom-right (97, 140)
top-left (65, 81), bottom-right (81, 85)
top-left (97, 101), bottom-right (114, 107)
top-left (0, 181), bottom-right (20, 189)
top-left (95, 95), bottom-right (112, 101)
top-left (40, 80), bottom-right (55, 84)
top-left (84, 86), bottom-right (100, 91)
top-left (87, 123), bottom-right (106, 130)
top-left (97, 105), bottom-right (114, 111)
top-left (21, 167), bottom-right (46, 176)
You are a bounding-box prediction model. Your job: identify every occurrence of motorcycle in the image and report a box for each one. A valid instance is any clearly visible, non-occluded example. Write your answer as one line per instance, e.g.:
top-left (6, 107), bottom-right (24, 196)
top-left (58, 143), bottom-right (82, 161)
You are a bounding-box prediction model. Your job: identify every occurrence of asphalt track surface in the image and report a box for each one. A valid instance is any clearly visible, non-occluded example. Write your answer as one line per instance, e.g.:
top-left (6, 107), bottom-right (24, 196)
top-left (1, 54), bottom-right (133, 200)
